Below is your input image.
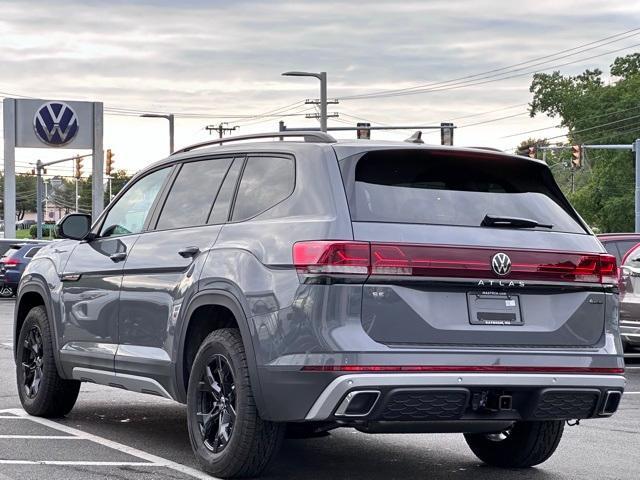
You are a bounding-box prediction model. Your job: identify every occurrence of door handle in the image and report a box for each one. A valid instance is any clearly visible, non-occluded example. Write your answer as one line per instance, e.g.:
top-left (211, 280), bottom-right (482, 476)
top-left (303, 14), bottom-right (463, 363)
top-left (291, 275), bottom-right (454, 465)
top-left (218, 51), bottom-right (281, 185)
top-left (109, 252), bottom-right (127, 262)
top-left (178, 246), bottom-right (200, 258)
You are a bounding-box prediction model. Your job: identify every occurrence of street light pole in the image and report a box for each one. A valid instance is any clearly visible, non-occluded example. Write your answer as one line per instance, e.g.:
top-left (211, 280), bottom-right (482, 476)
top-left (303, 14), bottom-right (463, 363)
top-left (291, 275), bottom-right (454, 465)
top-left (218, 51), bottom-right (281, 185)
top-left (282, 71), bottom-right (328, 132)
top-left (140, 113), bottom-right (175, 154)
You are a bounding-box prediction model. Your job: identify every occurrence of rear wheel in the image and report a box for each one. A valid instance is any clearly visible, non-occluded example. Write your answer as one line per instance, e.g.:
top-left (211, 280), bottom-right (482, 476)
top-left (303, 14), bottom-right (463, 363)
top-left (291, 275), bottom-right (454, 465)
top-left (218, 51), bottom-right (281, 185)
top-left (16, 306), bottom-right (80, 417)
top-left (464, 420), bottom-right (564, 468)
top-left (186, 328), bottom-right (284, 478)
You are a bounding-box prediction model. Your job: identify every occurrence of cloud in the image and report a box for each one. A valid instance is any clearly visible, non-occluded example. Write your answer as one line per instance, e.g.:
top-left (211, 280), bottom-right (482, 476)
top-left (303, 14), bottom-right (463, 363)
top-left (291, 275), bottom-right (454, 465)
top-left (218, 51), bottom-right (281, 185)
top-left (0, 0), bottom-right (638, 168)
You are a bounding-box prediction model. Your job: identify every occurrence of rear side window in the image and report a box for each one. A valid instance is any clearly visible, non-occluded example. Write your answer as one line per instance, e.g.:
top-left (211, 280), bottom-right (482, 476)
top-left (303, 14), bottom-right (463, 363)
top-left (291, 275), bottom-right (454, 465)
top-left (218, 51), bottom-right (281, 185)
top-left (231, 156), bottom-right (294, 222)
top-left (341, 149), bottom-right (586, 234)
top-left (156, 157), bottom-right (232, 230)
top-left (614, 240), bottom-right (640, 261)
top-left (24, 247), bottom-right (42, 258)
top-left (601, 241), bottom-right (621, 261)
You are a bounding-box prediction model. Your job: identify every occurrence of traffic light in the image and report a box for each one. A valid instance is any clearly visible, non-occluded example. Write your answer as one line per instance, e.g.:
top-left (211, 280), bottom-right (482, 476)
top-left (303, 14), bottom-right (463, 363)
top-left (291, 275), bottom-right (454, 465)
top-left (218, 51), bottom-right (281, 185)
top-left (356, 123), bottom-right (371, 140)
top-left (528, 146), bottom-right (537, 158)
top-left (571, 145), bottom-right (581, 168)
top-left (75, 156), bottom-right (83, 179)
top-left (106, 149), bottom-right (115, 176)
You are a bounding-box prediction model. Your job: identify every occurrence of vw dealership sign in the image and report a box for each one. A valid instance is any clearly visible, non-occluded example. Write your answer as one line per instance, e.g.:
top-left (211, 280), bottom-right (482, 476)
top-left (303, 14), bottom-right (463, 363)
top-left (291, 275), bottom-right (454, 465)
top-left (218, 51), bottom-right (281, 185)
top-left (3, 97), bottom-right (104, 237)
top-left (14, 99), bottom-right (94, 149)
top-left (33, 101), bottom-right (79, 146)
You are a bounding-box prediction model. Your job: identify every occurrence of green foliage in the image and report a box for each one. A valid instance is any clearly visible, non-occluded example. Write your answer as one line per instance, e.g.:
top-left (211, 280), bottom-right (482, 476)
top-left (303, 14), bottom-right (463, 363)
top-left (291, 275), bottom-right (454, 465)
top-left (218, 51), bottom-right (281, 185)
top-left (527, 53), bottom-right (640, 232)
top-left (28, 224), bottom-right (56, 239)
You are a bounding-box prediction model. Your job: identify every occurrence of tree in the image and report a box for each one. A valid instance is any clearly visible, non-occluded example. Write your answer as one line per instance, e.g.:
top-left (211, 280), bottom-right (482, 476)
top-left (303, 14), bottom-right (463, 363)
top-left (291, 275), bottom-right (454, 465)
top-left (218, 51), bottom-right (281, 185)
top-left (527, 53), bottom-right (640, 232)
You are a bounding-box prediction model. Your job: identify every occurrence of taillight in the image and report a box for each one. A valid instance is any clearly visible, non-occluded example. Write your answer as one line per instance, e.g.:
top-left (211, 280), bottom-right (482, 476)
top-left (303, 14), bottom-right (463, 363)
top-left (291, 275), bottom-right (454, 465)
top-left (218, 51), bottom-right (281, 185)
top-left (293, 241), bottom-right (370, 276)
top-left (3, 258), bottom-right (20, 268)
top-left (292, 242), bottom-right (617, 285)
top-left (598, 254), bottom-right (618, 285)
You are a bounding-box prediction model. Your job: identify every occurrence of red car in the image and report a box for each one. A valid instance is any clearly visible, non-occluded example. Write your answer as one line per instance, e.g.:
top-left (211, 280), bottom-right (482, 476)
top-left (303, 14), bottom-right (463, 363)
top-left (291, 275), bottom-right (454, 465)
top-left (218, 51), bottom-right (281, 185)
top-left (598, 233), bottom-right (640, 350)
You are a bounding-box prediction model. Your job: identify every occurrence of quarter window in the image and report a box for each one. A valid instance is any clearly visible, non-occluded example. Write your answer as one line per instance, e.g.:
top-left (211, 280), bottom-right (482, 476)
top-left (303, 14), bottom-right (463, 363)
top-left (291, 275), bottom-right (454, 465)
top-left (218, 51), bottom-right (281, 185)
top-left (157, 157), bottom-right (232, 230)
top-left (232, 156), bottom-right (294, 221)
top-left (100, 168), bottom-right (170, 237)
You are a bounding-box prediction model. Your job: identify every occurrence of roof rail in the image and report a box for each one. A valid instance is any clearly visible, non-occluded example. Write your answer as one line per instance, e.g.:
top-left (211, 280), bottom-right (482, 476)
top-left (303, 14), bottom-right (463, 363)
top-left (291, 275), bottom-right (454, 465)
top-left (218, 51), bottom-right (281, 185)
top-left (172, 131), bottom-right (337, 155)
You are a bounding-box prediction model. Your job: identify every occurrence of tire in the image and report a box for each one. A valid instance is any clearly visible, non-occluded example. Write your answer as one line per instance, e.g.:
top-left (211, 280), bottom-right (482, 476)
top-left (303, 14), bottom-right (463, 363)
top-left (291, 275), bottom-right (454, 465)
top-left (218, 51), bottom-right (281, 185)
top-left (186, 328), bottom-right (284, 478)
top-left (464, 420), bottom-right (564, 468)
top-left (16, 306), bottom-right (80, 417)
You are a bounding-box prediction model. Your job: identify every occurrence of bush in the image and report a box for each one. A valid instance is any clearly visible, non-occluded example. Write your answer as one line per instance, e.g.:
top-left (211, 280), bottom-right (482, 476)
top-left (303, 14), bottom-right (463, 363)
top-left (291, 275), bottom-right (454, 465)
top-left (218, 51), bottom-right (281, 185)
top-left (29, 224), bottom-right (56, 239)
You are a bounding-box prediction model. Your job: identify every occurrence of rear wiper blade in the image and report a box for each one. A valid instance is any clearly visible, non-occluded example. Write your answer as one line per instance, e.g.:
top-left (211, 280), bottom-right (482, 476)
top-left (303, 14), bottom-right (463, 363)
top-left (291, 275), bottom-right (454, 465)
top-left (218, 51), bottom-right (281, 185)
top-left (481, 214), bottom-right (553, 229)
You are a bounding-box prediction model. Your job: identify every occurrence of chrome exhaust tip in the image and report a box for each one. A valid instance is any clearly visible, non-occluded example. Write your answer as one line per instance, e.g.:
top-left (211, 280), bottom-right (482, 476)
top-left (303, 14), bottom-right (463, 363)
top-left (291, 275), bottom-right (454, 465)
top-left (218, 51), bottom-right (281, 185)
top-left (335, 390), bottom-right (380, 417)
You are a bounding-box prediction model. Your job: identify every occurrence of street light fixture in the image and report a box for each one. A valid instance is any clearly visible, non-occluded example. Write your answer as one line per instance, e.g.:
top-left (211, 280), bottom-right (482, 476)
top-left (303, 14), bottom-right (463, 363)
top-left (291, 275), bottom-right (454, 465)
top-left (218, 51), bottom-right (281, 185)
top-left (140, 113), bottom-right (175, 154)
top-left (282, 71), bottom-right (327, 132)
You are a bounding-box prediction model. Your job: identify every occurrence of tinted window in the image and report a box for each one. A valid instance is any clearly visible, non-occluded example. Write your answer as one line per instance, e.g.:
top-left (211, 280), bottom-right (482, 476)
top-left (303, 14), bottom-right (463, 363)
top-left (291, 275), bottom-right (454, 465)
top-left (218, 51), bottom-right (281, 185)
top-left (601, 241), bottom-right (621, 261)
top-left (616, 240), bottom-right (640, 261)
top-left (343, 150), bottom-right (585, 234)
top-left (232, 156), bottom-right (294, 222)
top-left (156, 158), bottom-right (232, 230)
top-left (100, 168), bottom-right (170, 237)
top-left (209, 157), bottom-right (243, 224)
top-left (25, 247), bottom-right (42, 258)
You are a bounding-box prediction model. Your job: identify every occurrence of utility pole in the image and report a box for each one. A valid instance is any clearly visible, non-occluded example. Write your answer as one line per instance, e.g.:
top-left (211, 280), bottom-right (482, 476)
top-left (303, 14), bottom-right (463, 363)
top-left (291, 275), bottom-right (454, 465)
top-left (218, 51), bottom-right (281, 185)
top-left (282, 71), bottom-right (337, 132)
top-left (36, 160), bottom-right (43, 239)
top-left (205, 123), bottom-right (238, 138)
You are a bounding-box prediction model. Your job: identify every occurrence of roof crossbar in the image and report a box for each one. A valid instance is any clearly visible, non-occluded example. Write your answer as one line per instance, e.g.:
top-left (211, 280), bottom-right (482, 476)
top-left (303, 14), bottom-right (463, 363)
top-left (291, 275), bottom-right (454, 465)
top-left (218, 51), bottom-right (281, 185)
top-left (172, 131), bottom-right (337, 155)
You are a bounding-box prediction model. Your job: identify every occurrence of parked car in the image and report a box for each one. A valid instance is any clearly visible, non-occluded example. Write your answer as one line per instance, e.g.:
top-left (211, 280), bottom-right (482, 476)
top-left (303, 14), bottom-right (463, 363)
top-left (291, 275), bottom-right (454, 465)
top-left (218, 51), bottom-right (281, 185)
top-left (0, 243), bottom-right (48, 296)
top-left (617, 241), bottom-right (640, 350)
top-left (14, 132), bottom-right (625, 478)
top-left (15, 219), bottom-right (36, 230)
top-left (597, 233), bottom-right (640, 263)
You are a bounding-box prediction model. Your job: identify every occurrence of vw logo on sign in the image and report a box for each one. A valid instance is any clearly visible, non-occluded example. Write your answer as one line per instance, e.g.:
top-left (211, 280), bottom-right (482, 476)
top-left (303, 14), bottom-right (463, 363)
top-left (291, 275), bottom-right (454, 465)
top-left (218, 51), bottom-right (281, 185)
top-left (33, 101), bottom-right (79, 146)
top-left (491, 252), bottom-right (512, 276)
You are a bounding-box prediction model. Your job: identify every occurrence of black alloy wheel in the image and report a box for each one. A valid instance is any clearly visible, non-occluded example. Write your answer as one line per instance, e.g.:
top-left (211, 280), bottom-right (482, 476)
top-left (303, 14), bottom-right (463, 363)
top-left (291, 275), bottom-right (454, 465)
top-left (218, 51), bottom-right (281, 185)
top-left (197, 354), bottom-right (237, 454)
top-left (21, 325), bottom-right (44, 399)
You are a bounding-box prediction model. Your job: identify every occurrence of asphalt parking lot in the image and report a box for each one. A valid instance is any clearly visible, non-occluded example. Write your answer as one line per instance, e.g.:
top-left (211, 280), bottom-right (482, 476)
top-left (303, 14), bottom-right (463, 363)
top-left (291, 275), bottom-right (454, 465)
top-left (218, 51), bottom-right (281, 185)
top-left (1, 298), bottom-right (639, 480)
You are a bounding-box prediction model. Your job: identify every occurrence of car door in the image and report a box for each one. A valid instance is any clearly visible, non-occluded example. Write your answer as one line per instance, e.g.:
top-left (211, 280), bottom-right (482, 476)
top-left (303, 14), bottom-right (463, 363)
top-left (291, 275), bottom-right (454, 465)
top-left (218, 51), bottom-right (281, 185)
top-left (59, 166), bottom-right (171, 372)
top-left (116, 156), bottom-right (242, 384)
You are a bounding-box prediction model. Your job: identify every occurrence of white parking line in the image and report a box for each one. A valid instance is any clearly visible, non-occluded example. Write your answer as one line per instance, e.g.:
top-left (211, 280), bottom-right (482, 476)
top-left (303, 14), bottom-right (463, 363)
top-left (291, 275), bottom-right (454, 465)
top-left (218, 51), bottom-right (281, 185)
top-left (0, 460), bottom-right (155, 466)
top-left (1, 408), bottom-right (218, 479)
top-left (0, 435), bottom-right (80, 439)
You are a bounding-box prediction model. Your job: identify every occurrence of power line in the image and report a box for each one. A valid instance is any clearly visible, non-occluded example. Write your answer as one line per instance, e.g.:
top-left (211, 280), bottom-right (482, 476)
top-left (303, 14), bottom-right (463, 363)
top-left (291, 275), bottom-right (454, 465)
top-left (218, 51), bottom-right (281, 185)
top-left (338, 28), bottom-right (640, 100)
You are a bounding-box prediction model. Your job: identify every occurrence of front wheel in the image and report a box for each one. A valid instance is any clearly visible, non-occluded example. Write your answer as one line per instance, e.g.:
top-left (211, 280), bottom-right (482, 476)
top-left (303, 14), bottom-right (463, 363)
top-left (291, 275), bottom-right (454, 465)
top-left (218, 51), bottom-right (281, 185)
top-left (186, 328), bottom-right (284, 478)
top-left (464, 420), bottom-right (564, 468)
top-left (16, 306), bottom-right (80, 417)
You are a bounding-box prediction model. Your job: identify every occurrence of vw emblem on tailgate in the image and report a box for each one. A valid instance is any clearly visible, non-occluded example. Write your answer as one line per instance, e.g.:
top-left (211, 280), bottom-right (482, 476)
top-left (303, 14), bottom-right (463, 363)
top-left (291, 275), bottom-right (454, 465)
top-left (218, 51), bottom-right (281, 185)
top-left (491, 252), bottom-right (511, 276)
top-left (33, 101), bottom-right (79, 146)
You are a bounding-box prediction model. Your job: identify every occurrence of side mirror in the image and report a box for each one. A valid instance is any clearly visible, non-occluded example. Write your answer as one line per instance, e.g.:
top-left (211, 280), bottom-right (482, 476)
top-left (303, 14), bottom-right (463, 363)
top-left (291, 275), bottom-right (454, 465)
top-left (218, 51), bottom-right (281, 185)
top-left (56, 213), bottom-right (92, 240)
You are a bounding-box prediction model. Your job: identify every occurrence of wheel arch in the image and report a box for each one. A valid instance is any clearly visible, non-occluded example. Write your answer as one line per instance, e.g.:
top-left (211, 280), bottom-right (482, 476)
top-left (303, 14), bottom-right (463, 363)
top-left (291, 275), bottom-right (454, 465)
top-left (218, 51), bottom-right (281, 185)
top-left (14, 280), bottom-right (65, 378)
top-left (176, 289), bottom-right (266, 415)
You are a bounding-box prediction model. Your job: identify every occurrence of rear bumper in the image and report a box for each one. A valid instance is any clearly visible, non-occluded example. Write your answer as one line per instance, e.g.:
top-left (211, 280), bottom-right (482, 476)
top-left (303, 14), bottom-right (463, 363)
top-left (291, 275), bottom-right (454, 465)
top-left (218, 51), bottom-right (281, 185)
top-left (304, 372), bottom-right (626, 424)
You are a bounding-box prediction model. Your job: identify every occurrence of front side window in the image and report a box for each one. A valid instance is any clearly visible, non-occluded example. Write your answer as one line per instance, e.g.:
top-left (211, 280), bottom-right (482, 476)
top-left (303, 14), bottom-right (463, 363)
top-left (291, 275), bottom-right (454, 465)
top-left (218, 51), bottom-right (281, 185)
top-left (100, 168), bottom-right (170, 237)
top-left (232, 156), bottom-right (294, 221)
top-left (156, 157), bottom-right (232, 230)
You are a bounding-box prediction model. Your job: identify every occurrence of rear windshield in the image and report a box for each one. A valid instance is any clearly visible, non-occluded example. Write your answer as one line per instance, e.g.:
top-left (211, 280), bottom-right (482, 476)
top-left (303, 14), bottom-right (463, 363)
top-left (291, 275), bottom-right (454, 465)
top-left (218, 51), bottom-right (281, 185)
top-left (1, 246), bottom-right (21, 260)
top-left (340, 149), bottom-right (586, 234)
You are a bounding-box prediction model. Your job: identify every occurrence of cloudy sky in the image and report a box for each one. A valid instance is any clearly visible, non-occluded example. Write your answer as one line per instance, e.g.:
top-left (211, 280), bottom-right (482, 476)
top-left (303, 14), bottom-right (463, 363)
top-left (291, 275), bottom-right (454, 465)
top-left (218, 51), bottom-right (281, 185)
top-left (1, 0), bottom-right (639, 176)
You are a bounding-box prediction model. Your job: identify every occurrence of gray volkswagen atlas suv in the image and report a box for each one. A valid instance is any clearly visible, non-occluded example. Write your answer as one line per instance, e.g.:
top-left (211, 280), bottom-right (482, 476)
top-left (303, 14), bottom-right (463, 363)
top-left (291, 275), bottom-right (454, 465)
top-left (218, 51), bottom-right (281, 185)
top-left (14, 132), bottom-right (626, 478)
